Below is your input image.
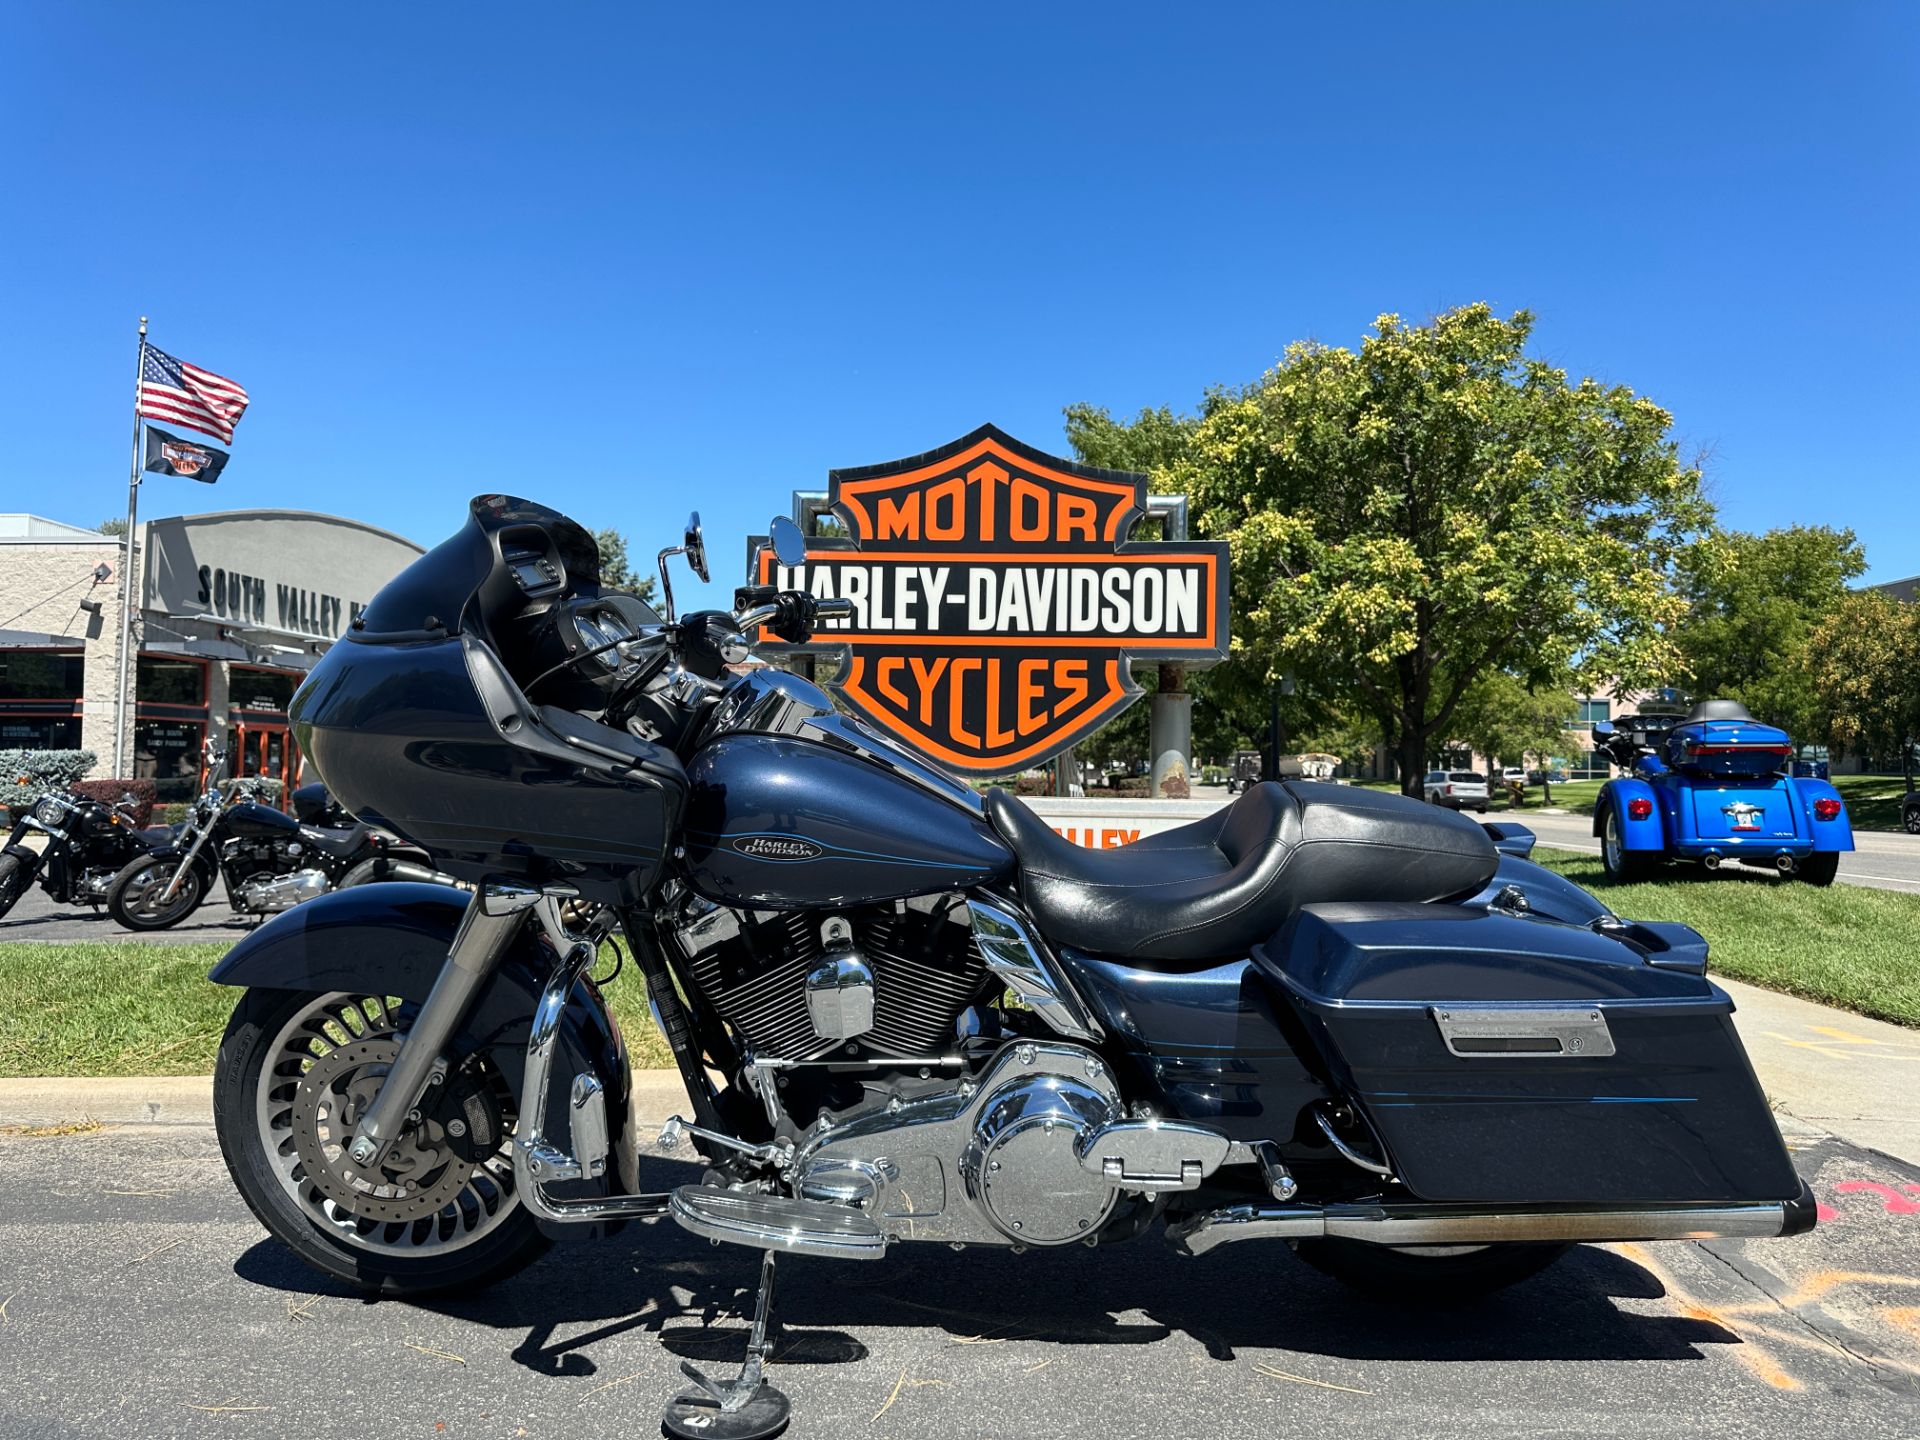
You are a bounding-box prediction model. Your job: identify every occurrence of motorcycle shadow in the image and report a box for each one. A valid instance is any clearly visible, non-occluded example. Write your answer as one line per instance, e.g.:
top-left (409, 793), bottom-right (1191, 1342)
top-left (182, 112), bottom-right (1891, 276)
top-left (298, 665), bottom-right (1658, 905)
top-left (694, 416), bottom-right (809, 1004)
top-left (233, 1155), bottom-right (1742, 1379)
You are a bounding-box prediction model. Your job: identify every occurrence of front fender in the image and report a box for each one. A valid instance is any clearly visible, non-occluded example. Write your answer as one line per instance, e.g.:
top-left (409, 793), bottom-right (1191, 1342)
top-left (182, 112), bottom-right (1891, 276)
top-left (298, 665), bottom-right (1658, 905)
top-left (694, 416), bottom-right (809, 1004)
top-left (143, 841), bottom-right (220, 885)
top-left (1594, 779), bottom-right (1665, 851)
top-left (209, 883), bottom-right (643, 1230)
top-left (1787, 777), bottom-right (1856, 852)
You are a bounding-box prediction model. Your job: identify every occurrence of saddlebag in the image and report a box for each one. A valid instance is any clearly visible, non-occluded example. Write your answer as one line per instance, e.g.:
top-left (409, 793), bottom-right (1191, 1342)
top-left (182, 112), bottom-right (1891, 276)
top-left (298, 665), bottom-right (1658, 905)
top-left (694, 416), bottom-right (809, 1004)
top-left (1255, 903), bottom-right (1801, 1206)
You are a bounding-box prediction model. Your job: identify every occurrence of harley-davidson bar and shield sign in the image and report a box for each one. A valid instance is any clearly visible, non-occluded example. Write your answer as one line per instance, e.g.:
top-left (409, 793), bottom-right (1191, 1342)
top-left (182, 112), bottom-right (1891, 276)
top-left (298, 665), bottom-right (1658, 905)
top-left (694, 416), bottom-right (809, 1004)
top-left (751, 425), bottom-right (1229, 776)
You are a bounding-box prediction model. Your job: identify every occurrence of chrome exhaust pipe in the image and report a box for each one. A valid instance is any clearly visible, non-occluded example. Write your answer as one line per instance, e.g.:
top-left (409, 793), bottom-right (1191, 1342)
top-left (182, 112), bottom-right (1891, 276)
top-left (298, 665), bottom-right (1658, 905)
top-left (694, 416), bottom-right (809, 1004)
top-left (1168, 1186), bottom-right (1815, 1256)
top-left (1702, 852), bottom-right (1722, 870)
top-left (1775, 853), bottom-right (1795, 873)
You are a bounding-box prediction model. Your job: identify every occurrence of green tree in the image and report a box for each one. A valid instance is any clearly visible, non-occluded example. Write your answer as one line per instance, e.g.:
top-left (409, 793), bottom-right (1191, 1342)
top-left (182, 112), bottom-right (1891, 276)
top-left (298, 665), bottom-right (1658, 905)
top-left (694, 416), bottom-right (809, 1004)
top-left (1448, 672), bottom-right (1581, 803)
top-left (97, 517), bottom-right (127, 537)
top-left (1166, 305), bottom-right (1711, 794)
top-left (1062, 403), bottom-right (1199, 476)
top-left (1810, 590), bottom-right (1920, 790)
top-left (592, 527), bottom-right (658, 604)
top-left (1672, 525), bottom-right (1865, 737)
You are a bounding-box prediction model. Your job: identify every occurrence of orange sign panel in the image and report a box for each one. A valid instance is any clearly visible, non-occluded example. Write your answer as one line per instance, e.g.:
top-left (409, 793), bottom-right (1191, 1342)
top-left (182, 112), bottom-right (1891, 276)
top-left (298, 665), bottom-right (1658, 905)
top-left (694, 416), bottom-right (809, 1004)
top-left (751, 426), bottom-right (1229, 776)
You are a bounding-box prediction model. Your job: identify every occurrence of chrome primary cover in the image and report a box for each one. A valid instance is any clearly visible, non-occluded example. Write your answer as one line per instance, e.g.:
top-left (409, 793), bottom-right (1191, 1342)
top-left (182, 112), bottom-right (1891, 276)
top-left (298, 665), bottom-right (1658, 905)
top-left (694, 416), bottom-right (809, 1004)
top-left (793, 1039), bottom-right (1124, 1247)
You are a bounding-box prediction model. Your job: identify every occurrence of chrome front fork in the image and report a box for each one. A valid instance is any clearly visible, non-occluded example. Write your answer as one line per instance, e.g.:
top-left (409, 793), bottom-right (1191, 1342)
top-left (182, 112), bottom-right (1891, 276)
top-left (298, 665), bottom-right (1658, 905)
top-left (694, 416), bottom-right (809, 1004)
top-left (158, 820), bottom-right (218, 903)
top-left (345, 883), bottom-right (669, 1221)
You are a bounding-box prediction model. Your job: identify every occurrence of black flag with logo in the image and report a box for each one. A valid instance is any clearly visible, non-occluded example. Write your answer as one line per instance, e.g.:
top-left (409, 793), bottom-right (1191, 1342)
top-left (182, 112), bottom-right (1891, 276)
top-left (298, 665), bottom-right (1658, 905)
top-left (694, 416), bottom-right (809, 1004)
top-left (142, 424), bottom-right (230, 483)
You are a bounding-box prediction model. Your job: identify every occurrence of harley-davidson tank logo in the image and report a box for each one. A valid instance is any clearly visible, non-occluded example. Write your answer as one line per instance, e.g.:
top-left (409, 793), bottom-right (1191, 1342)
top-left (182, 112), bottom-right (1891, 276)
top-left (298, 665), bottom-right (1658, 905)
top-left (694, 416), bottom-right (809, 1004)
top-left (1722, 801), bottom-right (1765, 831)
top-left (749, 425), bottom-right (1230, 776)
top-left (730, 834), bottom-right (827, 861)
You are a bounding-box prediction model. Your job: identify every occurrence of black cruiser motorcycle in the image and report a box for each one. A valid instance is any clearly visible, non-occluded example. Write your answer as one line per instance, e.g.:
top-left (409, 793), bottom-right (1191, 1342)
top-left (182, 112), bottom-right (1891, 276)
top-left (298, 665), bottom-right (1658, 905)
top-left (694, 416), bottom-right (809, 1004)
top-left (0, 787), bottom-right (174, 921)
top-left (208, 496), bottom-right (1812, 1439)
top-left (108, 750), bottom-right (449, 930)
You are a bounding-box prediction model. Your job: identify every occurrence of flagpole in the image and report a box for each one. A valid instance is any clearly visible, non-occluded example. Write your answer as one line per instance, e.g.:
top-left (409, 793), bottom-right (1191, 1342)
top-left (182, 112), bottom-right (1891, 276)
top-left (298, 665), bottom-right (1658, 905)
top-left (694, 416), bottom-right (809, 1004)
top-left (112, 317), bottom-right (146, 779)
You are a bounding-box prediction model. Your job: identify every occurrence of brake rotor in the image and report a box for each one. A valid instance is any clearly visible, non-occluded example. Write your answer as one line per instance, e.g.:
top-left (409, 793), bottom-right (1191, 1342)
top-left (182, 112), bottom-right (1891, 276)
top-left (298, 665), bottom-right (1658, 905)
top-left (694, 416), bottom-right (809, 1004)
top-left (291, 1038), bottom-right (476, 1224)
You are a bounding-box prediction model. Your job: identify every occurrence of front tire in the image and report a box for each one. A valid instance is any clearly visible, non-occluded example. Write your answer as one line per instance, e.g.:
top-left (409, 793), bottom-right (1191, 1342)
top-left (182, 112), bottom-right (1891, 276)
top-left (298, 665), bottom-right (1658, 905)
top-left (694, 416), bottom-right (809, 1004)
top-left (1799, 852), bottom-right (1840, 887)
top-left (1599, 807), bottom-right (1657, 883)
top-left (213, 986), bottom-right (548, 1297)
top-left (1293, 1238), bottom-right (1570, 1301)
top-left (0, 853), bottom-right (31, 920)
top-left (107, 854), bottom-right (207, 930)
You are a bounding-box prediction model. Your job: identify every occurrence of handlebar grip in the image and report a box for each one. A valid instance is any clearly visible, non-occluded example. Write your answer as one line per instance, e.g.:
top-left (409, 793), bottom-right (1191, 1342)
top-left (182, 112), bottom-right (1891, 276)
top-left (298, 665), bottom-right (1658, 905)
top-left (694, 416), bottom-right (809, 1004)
top-left (814, 598), bottom-right (855, 620)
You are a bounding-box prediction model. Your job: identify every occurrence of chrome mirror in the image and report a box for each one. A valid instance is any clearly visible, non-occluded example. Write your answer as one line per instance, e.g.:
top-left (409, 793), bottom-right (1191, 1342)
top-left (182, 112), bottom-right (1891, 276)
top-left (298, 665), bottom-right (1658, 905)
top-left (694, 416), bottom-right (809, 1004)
top-left (769, 516), bottom-right (806, 568)
top-left (684, 512), bottom-right (709, 583)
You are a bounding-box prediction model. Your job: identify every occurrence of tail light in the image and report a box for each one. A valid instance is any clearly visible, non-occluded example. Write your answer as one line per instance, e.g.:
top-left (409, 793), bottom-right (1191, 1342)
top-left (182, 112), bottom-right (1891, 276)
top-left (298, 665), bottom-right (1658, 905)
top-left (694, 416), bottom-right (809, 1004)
top-left (1627, 797), bottom-right (1653, 820)
top-left (1813, 798), bottom-right (1842, 821)
top-left (1444, 785), bottom-right (1454, 795)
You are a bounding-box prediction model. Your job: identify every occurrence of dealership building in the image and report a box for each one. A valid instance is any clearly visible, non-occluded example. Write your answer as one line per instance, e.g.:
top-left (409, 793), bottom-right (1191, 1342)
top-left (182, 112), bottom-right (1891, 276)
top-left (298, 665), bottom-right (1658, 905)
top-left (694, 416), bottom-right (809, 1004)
top-left (0, 510), bottom-right (422, 802)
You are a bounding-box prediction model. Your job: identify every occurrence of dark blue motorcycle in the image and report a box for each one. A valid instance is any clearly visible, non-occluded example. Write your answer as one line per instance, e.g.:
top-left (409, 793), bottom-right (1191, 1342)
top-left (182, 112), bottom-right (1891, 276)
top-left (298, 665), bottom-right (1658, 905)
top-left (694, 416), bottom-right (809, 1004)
top-left (204, 497), bottom-right (1813, 1438)
top-left (1592, 702), bottom-right (1854, 885)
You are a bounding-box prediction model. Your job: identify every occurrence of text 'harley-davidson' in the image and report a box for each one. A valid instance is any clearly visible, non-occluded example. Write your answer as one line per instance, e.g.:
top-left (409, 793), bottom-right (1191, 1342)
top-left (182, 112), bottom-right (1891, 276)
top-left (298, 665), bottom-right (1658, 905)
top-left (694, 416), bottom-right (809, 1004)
top-left (108, 745), bottom-right (453, 931)
top-left (207, 496), bottom-right (1813, 1438)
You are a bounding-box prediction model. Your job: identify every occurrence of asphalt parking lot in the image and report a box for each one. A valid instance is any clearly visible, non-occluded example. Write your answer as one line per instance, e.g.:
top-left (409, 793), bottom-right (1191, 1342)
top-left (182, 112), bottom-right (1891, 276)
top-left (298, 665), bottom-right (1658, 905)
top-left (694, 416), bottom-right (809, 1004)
top-left (3, 1122), bottom-right (1917, 1440)
top-left (0, 885), bottom-right (253, 944)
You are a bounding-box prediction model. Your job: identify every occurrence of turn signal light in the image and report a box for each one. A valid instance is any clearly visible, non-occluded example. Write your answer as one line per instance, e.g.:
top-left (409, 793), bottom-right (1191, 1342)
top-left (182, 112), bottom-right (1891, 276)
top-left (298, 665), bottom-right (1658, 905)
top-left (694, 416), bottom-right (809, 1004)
top-left (1813, 798), bottom-right (1842, 821)
top-left (1627, 798), bottom-right (1653, 820)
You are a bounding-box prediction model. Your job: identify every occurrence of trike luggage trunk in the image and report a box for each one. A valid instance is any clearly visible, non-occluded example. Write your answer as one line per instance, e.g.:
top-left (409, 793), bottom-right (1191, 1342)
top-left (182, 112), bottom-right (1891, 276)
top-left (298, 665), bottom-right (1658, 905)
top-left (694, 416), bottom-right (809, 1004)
top-left (1256, 904), bottom-right (1800, 1207)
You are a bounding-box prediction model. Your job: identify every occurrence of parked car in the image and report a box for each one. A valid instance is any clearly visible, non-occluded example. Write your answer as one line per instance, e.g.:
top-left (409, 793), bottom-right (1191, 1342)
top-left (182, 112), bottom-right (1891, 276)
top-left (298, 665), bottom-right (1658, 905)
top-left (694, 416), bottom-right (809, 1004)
top-left (1904, 790), bottom-right (1920, 835)
top-left (1422, 770), bottom-right (1489, 813)
top-left (1526, 768), bottom-right (1569, 786)
top-left (1592, 700), bottom-right (1853, 884)
top-left (1226, 749), bottom-right (1262, 794)
top-left (1499, 767), bottom-right (1528, 787)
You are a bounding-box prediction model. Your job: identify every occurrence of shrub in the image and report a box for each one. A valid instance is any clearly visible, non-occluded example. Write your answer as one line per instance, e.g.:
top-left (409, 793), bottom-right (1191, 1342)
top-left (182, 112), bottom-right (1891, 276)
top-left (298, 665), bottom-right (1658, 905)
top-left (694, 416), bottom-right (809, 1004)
top-left (70, 778), bottom-right (158, 826)
top-left (1, 749), bottom-right (97, 811)
top-left (158, 803), bottom-right (191, 825)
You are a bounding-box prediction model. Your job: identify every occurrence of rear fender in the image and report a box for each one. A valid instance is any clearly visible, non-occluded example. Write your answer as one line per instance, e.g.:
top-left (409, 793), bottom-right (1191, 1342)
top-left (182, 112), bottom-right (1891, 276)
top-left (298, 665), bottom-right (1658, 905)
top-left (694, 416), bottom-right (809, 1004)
top-left (1594, 779), bottom-right (1664, 851)
top-left (208, 883), bottom-right (643, 1233)
top-left (1788, 777), bottom-right (1855, 852)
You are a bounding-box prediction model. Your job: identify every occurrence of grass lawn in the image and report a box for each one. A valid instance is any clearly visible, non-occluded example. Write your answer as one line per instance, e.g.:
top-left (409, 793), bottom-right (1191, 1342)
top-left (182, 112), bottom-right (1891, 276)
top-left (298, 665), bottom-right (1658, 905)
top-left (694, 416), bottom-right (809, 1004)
top-left (0, 938), bottom-right (676, 1080)
top-left (1349, 777), bottom-right (1604, 815)
top-left (1532, 846), bottom-right (1920, 1028)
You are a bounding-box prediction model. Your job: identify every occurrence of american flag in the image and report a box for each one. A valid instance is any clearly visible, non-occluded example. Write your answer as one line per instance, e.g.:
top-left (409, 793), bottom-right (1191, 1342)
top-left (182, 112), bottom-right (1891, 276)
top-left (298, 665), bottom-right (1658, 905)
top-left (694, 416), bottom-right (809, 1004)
top-left (137, 343), bottom-right (249, 444)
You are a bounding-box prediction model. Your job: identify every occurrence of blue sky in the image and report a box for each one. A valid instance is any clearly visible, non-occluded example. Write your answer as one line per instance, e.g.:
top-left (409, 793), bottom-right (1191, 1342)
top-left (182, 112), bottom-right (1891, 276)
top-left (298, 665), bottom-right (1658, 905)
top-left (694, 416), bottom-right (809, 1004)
top-left (2, 3), bottom-right (1915, 609)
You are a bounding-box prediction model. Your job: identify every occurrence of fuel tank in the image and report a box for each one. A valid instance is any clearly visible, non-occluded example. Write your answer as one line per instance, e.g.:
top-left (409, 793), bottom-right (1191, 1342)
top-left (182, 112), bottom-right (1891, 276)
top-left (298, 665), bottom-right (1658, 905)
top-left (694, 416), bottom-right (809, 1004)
top-left (221, 802), bottom-right (301, 842)
top-left (681, 733), bottom-right (1014, 908)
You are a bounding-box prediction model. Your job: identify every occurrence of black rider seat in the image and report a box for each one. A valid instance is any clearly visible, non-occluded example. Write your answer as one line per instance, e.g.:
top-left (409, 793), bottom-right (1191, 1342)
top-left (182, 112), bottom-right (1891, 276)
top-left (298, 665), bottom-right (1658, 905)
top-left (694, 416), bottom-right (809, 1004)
top-left (296, 823), bottom-right (369, 859)
top-left (982, 780), bottom-right (1499, 962)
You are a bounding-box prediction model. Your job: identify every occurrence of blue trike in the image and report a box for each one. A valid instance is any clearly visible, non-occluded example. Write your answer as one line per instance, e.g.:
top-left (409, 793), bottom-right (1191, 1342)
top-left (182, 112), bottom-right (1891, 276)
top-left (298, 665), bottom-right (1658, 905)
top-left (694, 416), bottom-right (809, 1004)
top-left (1591, 700), bottom-right (1853, 885)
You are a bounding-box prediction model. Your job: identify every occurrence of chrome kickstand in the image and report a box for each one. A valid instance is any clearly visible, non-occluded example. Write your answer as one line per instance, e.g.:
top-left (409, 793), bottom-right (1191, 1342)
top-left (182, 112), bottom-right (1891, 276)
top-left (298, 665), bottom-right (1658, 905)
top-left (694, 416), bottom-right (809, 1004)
top-left (662, 1248), bottom-right (791, 1440)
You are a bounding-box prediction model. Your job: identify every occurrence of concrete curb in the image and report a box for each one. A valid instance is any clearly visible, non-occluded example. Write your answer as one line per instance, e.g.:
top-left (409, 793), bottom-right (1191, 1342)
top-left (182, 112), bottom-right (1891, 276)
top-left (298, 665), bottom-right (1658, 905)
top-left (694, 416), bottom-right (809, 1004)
top-left (0, 1070), bottom-right (693, 1130)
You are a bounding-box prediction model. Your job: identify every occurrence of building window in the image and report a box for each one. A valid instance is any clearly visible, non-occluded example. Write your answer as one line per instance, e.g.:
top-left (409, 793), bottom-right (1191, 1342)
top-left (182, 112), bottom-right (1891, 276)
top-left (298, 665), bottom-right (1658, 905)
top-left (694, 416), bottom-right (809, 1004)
top-left (136, 656), bottom-right (206, 705)
top-left (134, 720), bottom-right (206, 801)
top-left (0, 650), bottom-right (83, 699)
top-left (0, 717), bottom-right (81, 748)
top-left (229, 667), bottom-right (297, 714)
top-left (1578, 699), bottom-right (1610, 725)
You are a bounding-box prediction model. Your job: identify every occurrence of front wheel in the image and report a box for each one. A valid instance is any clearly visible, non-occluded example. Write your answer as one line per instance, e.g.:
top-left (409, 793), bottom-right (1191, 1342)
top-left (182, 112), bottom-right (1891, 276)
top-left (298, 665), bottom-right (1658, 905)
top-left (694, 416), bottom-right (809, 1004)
top-left (106, 854), bottom-right (207, 930)
top-left (1599, 807), bottom-right (1657, 883)
top-left (213, 986), bottom-right (548, 1297)
top-left (1293, 1238), bottom-right (1570, 1301)
top-left (1799, 852), bottom-right (1840, 887)
top-left (0, 852), bottom-right (36, 920)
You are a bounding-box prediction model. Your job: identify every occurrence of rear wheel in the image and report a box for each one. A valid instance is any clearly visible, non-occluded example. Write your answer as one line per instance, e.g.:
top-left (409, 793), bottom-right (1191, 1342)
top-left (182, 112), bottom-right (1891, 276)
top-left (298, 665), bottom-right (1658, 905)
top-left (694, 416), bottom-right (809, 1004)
top-left (1293, 1238), bottom-right (1570, 1301)
top-left (1799, 852), bottom-right (1840, 887)
top-left (107, 854), bottom-right (206, 930)
top-left (0, 853), bottom-right (31, 920)
top-left (213, 986), bottom-right (547, 1297)
top-left (1599, 807), bottom-right (1657, 883)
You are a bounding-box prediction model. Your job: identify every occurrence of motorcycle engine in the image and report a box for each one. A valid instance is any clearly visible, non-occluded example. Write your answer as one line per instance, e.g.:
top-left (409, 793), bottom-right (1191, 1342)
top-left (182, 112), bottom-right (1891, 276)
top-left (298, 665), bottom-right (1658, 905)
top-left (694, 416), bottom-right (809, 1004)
top-left (224, 837), bottom-right (331, 912)
top-left (666, 890), bottom-right (989, 1061)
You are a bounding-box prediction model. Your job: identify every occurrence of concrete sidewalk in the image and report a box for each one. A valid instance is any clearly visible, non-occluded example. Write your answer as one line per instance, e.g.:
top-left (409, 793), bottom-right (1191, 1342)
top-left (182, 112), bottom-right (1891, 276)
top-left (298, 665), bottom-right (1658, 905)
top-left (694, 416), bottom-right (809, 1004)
top-left (1715, 976), bottom-right (1920, 1163)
